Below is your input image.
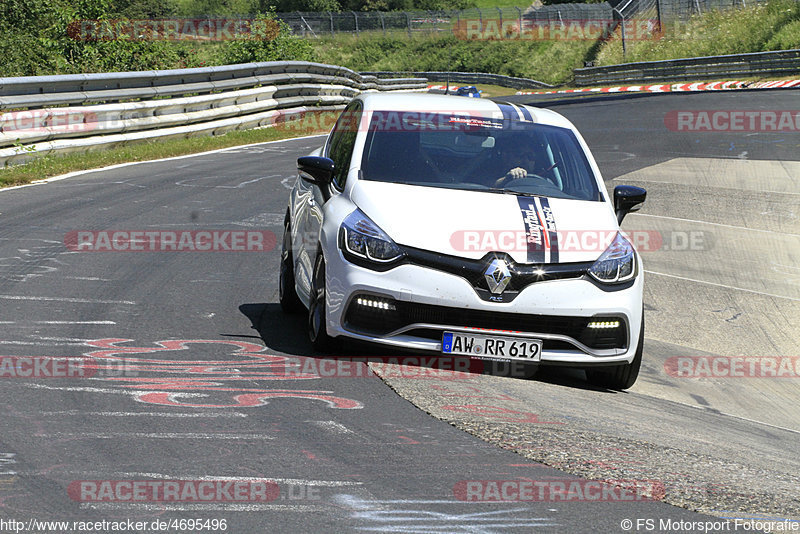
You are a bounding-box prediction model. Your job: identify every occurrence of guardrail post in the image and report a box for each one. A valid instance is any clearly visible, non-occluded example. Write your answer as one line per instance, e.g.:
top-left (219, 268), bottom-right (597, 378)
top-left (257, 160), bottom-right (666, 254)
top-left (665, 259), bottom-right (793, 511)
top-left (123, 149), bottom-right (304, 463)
top-left (613, 7), bottom-right (627, 61)
top-left (655, 0), bottom-right (662, 32)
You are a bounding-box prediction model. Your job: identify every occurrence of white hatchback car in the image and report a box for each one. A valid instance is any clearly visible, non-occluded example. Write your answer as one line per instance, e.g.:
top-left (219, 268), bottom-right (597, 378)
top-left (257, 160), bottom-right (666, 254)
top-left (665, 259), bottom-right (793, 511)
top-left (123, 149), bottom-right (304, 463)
top-left (280, 93), bottom-right (647, 389)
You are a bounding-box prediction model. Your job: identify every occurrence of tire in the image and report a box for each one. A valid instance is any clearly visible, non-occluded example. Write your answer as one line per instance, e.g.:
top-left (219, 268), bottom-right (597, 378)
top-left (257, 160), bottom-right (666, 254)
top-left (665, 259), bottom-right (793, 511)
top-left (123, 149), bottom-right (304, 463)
top-left (308, 252), bottom-right (338, 352)
top-left (585, 314), bottom-right (644, 390)
top-left (279, 222), bottom-right (303, 314)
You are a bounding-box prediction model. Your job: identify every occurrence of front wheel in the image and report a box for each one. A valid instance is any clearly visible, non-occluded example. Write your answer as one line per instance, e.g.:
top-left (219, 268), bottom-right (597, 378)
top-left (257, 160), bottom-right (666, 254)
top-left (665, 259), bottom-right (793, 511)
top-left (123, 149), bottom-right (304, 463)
top-left (308, 253), bottom-right (338, 352)
top-left (585, 314), bottom-right (643, 390)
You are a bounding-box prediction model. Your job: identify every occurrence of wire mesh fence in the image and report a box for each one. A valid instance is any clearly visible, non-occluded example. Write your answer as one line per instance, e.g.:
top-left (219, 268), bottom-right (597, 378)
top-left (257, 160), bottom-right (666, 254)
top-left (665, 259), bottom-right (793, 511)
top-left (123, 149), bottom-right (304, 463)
top-left (274, 8), bottom-right (521, 37)
top-left (611, 0), bottom-right (774, 58)
top-left (613, 0), bottom-right (661, 59)
top-left (269, 0), bottom-right (772, 40)
top-left (198, 0), bottom-right (779, 58)
top-left (272, 5), bottom-right (619, 38)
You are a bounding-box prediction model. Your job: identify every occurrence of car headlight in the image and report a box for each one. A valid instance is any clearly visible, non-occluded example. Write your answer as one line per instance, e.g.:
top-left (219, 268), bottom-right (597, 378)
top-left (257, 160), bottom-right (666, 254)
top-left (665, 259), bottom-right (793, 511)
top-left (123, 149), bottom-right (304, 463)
top-left (339, 209), bottom-right (403, 264)
top-left (588, 232), bottom-right (637, 284)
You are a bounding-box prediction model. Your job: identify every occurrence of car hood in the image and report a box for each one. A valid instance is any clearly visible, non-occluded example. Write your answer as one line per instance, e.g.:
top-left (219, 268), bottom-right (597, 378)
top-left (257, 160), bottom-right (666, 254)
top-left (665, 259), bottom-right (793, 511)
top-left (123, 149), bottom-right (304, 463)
top-left (350, 181), bottom-right (620, 264)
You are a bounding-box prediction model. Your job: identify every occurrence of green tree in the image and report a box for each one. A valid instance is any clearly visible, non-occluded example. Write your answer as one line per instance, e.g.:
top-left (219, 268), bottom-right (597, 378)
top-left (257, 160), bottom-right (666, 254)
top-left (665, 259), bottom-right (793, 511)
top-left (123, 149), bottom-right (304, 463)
top-left (72, 0), bottom-right (114, 18)
top-left (110, 0), bottom-right (178, 18)
top-left (173, 0), bottom-right (237, 16)
top-left (0, 0), bottom-right (68, 32)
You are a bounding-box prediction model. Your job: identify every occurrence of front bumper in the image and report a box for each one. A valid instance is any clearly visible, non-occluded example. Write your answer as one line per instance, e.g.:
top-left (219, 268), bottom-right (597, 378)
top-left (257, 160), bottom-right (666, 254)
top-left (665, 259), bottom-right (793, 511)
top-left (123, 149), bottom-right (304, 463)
top-left (324, 250), bottom-right (643, 366)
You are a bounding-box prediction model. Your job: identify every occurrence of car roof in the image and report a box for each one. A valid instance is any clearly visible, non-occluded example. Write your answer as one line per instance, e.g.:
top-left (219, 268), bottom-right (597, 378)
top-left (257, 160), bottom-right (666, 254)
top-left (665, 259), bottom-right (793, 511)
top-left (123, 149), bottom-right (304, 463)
top-left (357, 92), bottom-right (574, 130)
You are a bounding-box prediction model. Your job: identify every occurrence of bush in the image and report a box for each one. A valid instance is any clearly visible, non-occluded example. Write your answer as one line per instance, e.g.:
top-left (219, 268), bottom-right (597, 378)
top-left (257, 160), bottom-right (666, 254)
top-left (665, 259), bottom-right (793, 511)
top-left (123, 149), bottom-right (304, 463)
top-left (0, 1), bottom-right (318, 76)
top-left (312, 33), bottom-right (597, 85)
top-left (763, 18), bottom-right (800, 50)
top-left (0, 32), bottom-right (61, 76)
top-left (222, 13), bottom-right (317, 63)
top-left (0, 0), bottom-right (66, 33)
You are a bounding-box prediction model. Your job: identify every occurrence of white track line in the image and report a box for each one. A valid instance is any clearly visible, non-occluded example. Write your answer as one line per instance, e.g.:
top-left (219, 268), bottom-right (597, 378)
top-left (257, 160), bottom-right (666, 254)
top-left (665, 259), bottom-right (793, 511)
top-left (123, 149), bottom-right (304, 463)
top-left (644, 270), bottom-right (800, 302)
top-left (305, 420), bottom-right (354, 434)
top-left (0, 295), bottom-right (135, 305)
top-left (0, 340), bottom-right (87, 346)
top-left (118, 472), bottom-right (362, 487)
top-left (80, 503), bottom-right (321, 511)
top-left (615, 177), bottom-right (800, 196)
top-left (0, 320), bottom-right (115, 325)
top-left (36, 432), bottom-right (275, 440)
top-left (25, 384), bottom-right (165, 395)
top-left (632, 392), bottom-right (800, 436)
top-left (629, 213), bottom-right (800, 236)
top-left (41, 410), bottom-right (247, 418)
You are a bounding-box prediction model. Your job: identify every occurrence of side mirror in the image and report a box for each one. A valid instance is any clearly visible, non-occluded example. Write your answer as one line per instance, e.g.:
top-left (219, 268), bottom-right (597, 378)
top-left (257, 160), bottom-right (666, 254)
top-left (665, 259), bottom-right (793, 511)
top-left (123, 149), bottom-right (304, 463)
top-left (297, 156), bottom-right (334, 186)
top-left (614, 185), bottom-right (647, 224)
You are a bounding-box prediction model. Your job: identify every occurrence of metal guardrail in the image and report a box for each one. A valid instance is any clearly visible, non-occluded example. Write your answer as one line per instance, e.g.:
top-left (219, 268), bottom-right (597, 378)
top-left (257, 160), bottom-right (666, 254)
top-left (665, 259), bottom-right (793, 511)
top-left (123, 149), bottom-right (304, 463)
top-left (574, 49), bottom-right (800, 86)
top-left (0, 62), bottom-right (424, 107)
top-left (0, 62), bottom-right (427, 166)
top-left (362, 71), bottom-right (553, 90)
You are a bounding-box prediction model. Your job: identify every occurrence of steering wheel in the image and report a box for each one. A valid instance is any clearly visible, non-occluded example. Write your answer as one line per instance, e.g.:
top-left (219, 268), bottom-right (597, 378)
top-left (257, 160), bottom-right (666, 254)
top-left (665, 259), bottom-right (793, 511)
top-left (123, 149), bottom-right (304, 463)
top-left (499, 173), bottom-right (555, 188)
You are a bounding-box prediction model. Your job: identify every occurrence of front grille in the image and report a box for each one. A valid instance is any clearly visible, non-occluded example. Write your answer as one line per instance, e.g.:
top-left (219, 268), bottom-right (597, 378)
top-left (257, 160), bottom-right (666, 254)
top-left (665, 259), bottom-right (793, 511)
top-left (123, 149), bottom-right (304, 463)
top-left (403, 247), bottom-right (591, 303)
top-left (344, 299), bottom-right (627, 350)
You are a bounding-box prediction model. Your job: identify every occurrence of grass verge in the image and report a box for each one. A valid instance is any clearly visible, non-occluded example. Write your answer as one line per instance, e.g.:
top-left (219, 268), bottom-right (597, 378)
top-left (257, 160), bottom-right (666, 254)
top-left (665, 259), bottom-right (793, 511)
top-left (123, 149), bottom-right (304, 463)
top-left (312, 33), bottom-right (597, 86)
top-left (311, 0), bottom-right (800, 83)
top-left (596, 0), bottom-right (800, 64)
top-left (0, 125), bottom-right (327, 190)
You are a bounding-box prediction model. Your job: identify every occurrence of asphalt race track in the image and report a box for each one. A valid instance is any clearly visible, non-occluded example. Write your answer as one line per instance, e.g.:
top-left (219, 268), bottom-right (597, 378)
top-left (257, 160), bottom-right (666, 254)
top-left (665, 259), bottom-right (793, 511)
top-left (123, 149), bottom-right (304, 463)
top-left (0, 90), bottom-right (798, 533)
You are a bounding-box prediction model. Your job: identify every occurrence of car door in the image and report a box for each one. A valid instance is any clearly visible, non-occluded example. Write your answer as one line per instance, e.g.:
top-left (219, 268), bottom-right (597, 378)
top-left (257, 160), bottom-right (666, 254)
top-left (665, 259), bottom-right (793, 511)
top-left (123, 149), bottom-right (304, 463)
top-left (294, 101), bottom-right (362, 303)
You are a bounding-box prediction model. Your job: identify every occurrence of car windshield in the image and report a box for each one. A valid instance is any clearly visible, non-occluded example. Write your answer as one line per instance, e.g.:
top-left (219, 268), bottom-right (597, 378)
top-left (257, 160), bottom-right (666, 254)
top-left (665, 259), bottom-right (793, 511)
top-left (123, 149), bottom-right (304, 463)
top-left (360, 111), bottom-right (602, 201)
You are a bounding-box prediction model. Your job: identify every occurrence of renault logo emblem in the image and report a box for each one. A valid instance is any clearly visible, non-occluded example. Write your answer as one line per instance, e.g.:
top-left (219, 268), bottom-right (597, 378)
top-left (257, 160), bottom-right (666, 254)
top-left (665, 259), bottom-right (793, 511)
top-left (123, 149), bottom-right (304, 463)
top-left (484, 258), bottom-right (511, 294)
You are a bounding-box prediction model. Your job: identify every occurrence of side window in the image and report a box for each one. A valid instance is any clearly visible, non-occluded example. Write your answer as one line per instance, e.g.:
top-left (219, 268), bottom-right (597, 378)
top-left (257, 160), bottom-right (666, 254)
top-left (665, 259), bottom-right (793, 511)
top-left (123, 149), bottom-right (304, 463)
top-left (326, 102), bottom-right (361, 190)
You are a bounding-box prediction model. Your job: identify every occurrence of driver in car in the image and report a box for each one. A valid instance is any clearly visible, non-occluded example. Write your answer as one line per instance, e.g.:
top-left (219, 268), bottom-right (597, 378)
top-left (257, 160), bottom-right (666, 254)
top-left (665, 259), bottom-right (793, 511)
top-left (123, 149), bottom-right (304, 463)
top-left (493, 143), bottom-right (538, 188)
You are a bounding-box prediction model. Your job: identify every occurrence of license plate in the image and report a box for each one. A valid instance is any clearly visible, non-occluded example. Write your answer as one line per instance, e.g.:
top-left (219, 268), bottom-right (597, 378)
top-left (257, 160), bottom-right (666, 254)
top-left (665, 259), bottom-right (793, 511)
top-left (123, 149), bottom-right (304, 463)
top-left (442, 331), bottom-right (542, 361)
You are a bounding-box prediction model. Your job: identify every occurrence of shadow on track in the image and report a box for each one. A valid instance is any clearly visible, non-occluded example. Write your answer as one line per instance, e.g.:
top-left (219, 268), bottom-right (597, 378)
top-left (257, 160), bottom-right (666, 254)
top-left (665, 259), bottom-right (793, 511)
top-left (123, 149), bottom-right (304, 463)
top-left (238, 302), bottom-right (627, 393)
top-left (238, 302), bottom-right (315, 356)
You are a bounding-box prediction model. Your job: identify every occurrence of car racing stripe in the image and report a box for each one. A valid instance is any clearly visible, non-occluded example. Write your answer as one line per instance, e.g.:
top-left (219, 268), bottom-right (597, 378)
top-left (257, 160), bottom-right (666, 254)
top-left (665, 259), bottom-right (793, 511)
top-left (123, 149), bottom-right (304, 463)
top-left (533, 198), bottom-right (551, 253)
top-left (508, 103), bottom-right (526, 121)
top-left (517, 197), bottom-right (559, 264)
top-left (497, 103), bottom-right (518, 122)
top-left (536, 197), bottom-right (559, 264)
top-left (498, 103), bottom-right (535, 126)
top-left (517, 105), bottom-right (534, 122)
top-left (507, 103), bottom-right (536, 123)
top-left (517, 197), bottom-right (545, 263)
